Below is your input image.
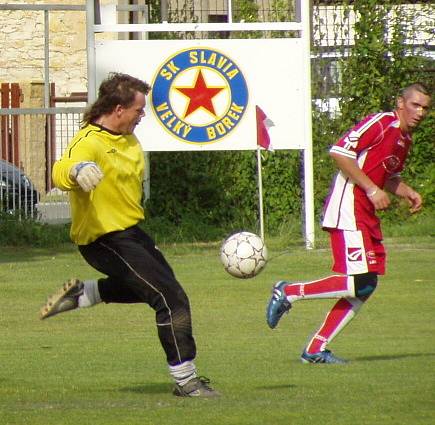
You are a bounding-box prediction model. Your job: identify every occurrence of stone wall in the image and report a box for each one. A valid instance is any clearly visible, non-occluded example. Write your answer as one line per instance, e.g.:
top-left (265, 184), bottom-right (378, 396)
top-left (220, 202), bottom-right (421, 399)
top-left (0, 0), bottom-right (116, 96)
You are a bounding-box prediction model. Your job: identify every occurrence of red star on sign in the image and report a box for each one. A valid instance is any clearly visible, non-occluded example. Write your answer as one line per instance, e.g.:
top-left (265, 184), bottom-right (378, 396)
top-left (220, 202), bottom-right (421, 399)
top-left (175, 69), bottom-right (225, 119)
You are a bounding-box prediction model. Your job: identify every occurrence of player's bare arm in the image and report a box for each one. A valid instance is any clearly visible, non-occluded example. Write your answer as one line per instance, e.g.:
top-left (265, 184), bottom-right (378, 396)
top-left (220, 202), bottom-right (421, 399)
top-left (330, 151), bottom-right (391, 210)
top-left (385, 176), bottom-right (423, 213)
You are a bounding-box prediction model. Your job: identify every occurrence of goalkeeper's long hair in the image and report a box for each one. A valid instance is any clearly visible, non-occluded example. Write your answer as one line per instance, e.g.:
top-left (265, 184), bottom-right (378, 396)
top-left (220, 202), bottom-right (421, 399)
top-left (82, 72), bottom-right (151, 127)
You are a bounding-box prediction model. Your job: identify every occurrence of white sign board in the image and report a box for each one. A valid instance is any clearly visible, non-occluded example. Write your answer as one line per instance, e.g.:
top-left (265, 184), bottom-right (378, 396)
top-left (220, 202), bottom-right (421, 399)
top-left (96, 38), bottom-right (307, 151)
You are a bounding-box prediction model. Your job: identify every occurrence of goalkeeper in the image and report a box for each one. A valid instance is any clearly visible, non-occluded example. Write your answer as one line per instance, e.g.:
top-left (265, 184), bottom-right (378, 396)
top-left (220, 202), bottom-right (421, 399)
top-left (266, 83), bottom-right (431, 363)
top-left (40, 72), bottom-right (218, 397)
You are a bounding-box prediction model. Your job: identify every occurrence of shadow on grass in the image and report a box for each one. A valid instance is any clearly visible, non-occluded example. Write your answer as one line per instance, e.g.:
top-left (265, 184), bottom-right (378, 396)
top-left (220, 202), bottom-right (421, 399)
top-left (121, 383), bottom-right (297, 394)
top-left (120, 383), bottom-right (173, 395)
top-left (354, 352), bottom-right (435, 361)
top-left (256, 384), bottom-right (297, 391)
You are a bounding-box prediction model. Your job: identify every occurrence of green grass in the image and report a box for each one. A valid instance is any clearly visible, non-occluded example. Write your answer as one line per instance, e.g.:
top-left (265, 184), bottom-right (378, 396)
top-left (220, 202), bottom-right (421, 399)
top-left (0, 237), bottom-right (434, 425)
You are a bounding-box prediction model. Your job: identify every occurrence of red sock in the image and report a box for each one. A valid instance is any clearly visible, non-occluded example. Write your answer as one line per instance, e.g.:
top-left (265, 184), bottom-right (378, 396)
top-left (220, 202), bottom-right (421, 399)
top-left (306, 297), bottom-right (363, 353)
top-left (284, 275), bottom-right (353, 301)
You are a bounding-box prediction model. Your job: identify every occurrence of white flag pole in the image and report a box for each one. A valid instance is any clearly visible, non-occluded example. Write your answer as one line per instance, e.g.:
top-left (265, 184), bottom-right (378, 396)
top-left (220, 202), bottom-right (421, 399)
top-left (227, 0), bottom-right (233, 23)
top-left (256, 147), bottom-right (265, 241)
top-left (228, 0), bottom-right (265, 240)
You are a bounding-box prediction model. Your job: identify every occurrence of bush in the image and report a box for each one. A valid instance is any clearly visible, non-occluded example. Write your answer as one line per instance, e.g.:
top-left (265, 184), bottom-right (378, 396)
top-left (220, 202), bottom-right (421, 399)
top-left (7, 1), bottom-right (432, 246)
top-left (0, 212), bottom-right (70, 247)
top-left (145, 0), bottom-right (434, 236)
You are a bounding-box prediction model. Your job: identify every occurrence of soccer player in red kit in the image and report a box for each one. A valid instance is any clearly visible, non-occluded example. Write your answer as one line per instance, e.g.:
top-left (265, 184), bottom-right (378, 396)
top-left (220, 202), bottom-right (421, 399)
top-left (266, 83), bottom-right (431, 363)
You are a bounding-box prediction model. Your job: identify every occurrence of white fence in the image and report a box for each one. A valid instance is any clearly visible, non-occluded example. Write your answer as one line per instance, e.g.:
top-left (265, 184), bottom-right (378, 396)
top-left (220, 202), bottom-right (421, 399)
top-left (0, 107), bottom-right (84, 222)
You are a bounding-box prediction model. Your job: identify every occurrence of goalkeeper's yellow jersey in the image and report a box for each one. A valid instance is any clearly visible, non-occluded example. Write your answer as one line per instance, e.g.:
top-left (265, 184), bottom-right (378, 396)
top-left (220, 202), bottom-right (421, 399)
top-left (52, 123), bottom-right (145, 245)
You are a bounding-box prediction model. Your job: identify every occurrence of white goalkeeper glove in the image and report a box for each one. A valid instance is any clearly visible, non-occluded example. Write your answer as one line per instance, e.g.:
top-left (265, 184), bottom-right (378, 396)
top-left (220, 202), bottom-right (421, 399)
top-left (70, 161), bottom-right (104, 192)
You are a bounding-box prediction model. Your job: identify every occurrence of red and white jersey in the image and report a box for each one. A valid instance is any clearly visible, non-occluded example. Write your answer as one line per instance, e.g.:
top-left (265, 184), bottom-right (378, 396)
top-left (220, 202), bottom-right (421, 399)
top-left (322, 111), bottom-right (412, 239)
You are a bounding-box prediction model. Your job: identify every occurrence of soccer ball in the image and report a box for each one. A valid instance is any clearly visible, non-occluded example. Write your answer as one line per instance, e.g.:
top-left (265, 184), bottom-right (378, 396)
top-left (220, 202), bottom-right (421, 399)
top-left (220, 231), bottom-right (268, 279)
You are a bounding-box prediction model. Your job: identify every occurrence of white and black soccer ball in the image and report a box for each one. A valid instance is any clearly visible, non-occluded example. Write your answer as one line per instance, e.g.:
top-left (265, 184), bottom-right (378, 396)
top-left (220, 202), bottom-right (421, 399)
top-left (220, 231), bottom-right (268, 279)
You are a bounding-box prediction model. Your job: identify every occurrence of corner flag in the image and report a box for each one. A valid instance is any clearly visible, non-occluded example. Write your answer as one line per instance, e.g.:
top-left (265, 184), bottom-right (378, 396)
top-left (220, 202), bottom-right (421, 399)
top-left (256, 105), bottom-right (274, 151)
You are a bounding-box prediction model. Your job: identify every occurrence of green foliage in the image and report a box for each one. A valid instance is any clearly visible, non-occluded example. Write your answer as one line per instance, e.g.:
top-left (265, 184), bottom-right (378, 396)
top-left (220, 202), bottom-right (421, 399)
top-left (147, 150), bottom-right (258, 232)
top-left (402, 111), bottom-right (435, 203)
top-left (233, 0), bottom-right (259, 23)
top-left (270, 0), bottom-right (294, 21)
top-left (310, 108), bottom-right (340, 222)
top-left (312, 0), bottom-right (434, 226)
top-left (269, 0), bottom-right (297, 38)
top-left (139, 215), bottom-right (226, 244)
top-left (230, 0), bottom-right (262, 39)
top-left (339, 0), bottom-right (392, 125)
top-left (261, 150), bottom-right (303, 229)
top-left (144, 0), bottom-right (434, 239)
top-left (338, 0), bottom-right (434, 128)
top-left (0, 212), bottom-right (70, 247)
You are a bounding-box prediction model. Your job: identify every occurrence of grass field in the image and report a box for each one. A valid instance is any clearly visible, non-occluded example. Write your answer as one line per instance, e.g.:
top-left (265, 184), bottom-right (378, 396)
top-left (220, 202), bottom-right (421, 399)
top-left (0, 236), bottom-right (434, 425)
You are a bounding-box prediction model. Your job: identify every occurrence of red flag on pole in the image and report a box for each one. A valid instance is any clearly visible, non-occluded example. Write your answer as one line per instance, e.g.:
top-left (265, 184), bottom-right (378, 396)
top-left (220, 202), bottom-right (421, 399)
top-left (256, 105), bottom-right (274, 151)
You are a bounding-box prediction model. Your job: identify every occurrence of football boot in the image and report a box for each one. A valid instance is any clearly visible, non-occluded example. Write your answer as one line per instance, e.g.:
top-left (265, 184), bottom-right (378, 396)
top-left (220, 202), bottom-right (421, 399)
top-left (301, 349), bottom-right (347, 364)
top-left (266, 280), bottom-right (292, 329)
top-left (173, 376), bottom-right (220, 398)
top-left (40, 278), bottom-right (84, 320)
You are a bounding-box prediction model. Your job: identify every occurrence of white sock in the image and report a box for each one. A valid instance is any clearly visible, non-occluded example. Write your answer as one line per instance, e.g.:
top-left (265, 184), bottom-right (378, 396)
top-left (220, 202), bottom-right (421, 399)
top-left (169, 360), bottom-right (197, 386)
top-left (78, 280), bottom-right (101, 308)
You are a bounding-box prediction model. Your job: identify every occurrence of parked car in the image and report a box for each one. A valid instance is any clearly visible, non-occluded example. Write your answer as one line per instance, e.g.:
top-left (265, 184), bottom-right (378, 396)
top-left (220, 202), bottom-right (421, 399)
top-left (0, 159), bottom-right (39, 215)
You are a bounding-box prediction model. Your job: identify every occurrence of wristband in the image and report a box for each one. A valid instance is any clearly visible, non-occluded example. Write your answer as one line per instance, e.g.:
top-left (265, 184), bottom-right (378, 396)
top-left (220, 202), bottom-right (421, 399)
top-left (366, 187), bottom-right (378, 197)
top-left (74, 161), bottom-right (95, 177)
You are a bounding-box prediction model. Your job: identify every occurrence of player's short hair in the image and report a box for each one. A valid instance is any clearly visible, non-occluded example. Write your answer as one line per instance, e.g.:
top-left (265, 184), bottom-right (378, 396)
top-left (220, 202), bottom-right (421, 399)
top-left (399, 82), bottom-right (431, 99)
top-left (82, 73), bottom-right (151, 126)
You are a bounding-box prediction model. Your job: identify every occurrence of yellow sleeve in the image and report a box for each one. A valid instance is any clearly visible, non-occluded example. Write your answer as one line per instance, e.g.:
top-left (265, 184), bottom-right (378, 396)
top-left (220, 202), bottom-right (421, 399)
top-left (52, 158), bottom-right (79, 191)
top-left (52, 128), bottom-right (99, 191)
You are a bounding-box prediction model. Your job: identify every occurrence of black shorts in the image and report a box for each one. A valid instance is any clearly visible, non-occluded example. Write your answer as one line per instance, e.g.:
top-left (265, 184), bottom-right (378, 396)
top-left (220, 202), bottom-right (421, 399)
top-left (79, 225), bottom-right (196, 365)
